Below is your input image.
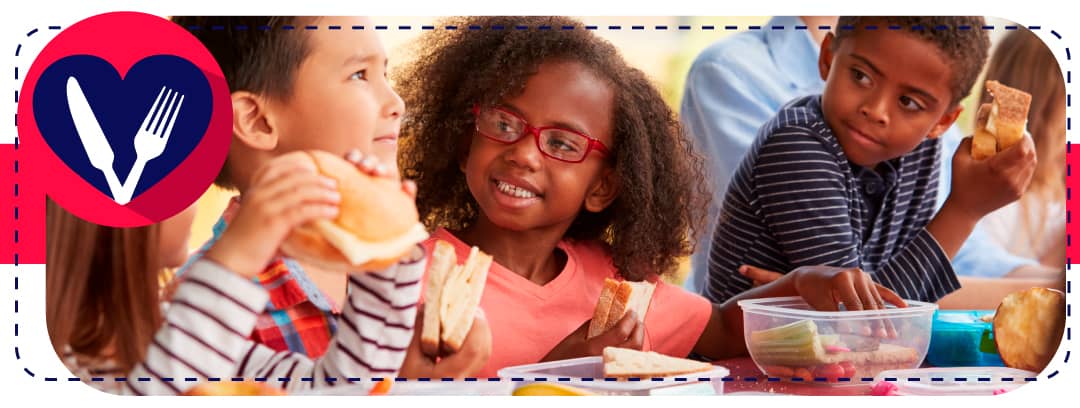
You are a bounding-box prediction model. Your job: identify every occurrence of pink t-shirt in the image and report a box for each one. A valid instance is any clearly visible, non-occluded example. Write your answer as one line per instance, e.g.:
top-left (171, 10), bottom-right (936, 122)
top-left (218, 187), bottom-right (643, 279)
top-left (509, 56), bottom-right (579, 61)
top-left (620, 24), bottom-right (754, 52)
top-left (422, 228), bottom-right (712, 377)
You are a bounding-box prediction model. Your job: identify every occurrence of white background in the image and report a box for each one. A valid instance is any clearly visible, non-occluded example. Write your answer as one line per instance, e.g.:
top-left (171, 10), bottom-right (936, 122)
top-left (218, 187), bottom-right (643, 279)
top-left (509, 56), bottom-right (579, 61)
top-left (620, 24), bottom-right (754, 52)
top-left (0, 0), bottom-right (1075, 406)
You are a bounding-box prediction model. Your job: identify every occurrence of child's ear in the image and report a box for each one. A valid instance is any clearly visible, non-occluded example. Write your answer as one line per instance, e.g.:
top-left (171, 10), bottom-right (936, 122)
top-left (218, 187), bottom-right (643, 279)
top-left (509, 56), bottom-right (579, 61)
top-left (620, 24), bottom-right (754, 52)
top-left (927, 105), bottom-right (963, 139)
top-left (818, 32), bottom-right (836, 81)
top-left (231, 91), bottom-right (279, 151)
top-left (584, 167), bottom-right (619, 213)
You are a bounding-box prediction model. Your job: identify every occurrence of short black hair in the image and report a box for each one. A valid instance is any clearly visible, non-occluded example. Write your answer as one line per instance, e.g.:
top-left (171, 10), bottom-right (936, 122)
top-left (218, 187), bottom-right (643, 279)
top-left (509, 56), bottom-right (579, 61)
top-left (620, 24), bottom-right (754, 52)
top-left (169, 16), bottom-right (314, 188)
top-left (833, 16), bottom-right (991, 105)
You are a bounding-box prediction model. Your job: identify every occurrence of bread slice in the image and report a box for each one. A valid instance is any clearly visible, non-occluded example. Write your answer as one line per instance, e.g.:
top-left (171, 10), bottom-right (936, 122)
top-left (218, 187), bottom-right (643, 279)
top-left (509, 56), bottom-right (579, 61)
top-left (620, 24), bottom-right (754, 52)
top-left (985, 80), bottom-right (1032, 151)
top-left (587, 279), bottom-right (621, 338)
top-left (587, 279), bottom-right (656, 339)
top-left (602, 347), bottom-right (713, 378)
top-left (419, 241), bottom-right (492, 356)
top-left (971, 103), bottom-right (998, 160)
top-left (441, 247), bottom-right (493, 351)
top-left (420, 240), bottom-right (457, 356)
top-left (993, 287), bottom-right (1065, 373)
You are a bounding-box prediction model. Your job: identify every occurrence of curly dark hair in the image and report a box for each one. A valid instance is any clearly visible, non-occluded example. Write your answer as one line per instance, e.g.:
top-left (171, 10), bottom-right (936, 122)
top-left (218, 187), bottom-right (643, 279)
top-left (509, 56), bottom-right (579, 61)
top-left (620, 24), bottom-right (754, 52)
top-left (395, 16), bottom-right (709, 281)
top-left (833, 16), bottom-right (991, 105)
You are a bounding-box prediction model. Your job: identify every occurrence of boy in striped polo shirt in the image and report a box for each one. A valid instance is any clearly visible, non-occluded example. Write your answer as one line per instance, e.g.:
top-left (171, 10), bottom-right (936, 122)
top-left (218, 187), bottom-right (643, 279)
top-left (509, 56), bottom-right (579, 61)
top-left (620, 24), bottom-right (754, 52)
top-left (706, 16), bottom-right (1038, 305)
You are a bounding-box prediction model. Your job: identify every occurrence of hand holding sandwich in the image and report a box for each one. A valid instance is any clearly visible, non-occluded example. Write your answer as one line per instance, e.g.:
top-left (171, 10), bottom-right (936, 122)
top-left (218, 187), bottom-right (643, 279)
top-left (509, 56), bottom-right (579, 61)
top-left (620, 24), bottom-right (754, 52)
top-left (205, 150), bottom-right (418, 278)
top-left (541, 310), bottom-right (644, 363)
top-left (205, 151), bottom-right (343, 278)
top-left (399, 307), bottom-right (492, 379)
top-left (929, 134), bottom-right (1036, 259)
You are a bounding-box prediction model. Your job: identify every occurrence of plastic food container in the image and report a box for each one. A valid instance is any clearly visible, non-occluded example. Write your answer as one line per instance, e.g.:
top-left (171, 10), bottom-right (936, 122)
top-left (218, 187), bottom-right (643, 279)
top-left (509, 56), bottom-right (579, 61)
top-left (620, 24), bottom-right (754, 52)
top-left (872, 367), bottom-right (1035, 395)
top-left (926, 310), bottom-right (1004, 367)
top-left (739, 297), bottom-right (936, 384)
top-left (497, 356), bottom-right (730, 395)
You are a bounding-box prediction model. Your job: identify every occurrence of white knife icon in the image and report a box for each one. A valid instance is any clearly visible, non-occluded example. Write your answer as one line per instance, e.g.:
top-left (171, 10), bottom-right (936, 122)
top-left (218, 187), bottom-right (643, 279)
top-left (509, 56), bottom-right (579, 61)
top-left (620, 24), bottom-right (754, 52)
top-left (66, 76), bottom-right (124, 202)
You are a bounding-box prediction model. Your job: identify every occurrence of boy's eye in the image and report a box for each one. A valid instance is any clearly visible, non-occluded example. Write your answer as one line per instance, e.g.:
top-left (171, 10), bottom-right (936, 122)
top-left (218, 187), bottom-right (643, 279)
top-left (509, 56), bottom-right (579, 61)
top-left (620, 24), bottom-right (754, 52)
top-left (851, 68), bottom-right (871, 87)
top-left (899, 95), bottom-right (924, 112)
top-left (349, 70), bottom-right (367, 81)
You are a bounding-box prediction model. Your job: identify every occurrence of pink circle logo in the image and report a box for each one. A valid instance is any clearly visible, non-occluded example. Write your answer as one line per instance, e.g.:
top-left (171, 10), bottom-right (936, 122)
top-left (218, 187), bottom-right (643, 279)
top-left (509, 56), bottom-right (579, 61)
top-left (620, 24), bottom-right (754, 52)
top-left (18, 11), bottom-right (231, 227)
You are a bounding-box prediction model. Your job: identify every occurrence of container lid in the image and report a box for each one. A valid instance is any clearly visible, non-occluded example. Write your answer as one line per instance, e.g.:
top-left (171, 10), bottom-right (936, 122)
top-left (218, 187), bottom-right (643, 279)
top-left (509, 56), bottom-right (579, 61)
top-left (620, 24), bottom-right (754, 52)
top-left (738, 296), bottom-right (937, 320)
top-left (873, 367), bottom-right (1036, 396)
top-left (497, 356), bottom-right (730, 392)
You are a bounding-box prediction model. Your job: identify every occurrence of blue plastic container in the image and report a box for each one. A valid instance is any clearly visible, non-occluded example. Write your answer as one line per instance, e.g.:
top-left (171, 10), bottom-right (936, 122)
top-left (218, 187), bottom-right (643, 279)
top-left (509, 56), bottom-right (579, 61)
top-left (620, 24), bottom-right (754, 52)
top-left (926, 310), bottom-right (1004, 367)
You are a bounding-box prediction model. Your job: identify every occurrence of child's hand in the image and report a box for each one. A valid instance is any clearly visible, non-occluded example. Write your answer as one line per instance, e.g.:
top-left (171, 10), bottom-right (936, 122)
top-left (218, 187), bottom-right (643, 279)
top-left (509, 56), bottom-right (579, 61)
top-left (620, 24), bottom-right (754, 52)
top-left (344, 149), bottom-right (417, 199)
top-left (399, 307), bottom-right (492, 379)
top-left (739, 265), bottom-right (784, 287)
top-left (790, 265), bottom-right (906, 338)
top-left (204, 152), bottom-right (341, 278)
top-left (948, 134), bottom-right (1037, 221)
top-left (541, 311), bottom-right (644, 362)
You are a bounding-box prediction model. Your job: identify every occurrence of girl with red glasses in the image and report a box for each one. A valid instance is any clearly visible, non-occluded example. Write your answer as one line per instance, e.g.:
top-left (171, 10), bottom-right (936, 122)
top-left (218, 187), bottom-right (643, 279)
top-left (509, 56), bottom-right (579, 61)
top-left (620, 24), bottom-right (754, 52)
top-left (396, 16), bottom-right (900, 378)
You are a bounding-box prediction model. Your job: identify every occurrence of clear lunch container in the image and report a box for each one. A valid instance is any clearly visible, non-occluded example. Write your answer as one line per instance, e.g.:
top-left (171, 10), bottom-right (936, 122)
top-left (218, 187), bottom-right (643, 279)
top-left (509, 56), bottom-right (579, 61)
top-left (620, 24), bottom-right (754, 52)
top-left (497, 356), bottom-right (731, 395)
top-left (739, 296), bottom-right (937, 384)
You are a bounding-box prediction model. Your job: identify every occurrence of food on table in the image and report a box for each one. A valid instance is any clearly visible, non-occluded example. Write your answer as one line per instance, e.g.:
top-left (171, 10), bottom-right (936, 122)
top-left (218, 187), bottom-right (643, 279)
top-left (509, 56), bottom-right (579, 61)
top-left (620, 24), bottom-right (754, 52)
top-left (182, 381), bottom-right (286, 396)
top-left (750, 320), bottom-right (919, 382)
top-left (993, 287), bottom-right (1065, 372)
top-left (512, 383), bottom-right (595, 396)
top-left (601, 347), bottom-right (713, 378)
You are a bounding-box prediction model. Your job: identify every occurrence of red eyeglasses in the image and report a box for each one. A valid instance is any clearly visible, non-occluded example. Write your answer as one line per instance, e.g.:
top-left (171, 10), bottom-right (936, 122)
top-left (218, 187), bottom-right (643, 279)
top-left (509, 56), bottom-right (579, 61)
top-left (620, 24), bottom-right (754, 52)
top-left (472, 105), bottom-right (610, 163)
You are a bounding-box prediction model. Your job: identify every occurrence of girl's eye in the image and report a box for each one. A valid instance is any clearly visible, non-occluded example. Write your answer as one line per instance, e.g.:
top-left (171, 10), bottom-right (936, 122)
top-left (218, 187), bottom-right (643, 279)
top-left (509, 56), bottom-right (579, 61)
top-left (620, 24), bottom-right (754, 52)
top-left (349, 70), bottom-right (367, 81)
top-left (851, 69), bottom-right (871, 87)
top-left (899, 95), bottom-right (924, 112)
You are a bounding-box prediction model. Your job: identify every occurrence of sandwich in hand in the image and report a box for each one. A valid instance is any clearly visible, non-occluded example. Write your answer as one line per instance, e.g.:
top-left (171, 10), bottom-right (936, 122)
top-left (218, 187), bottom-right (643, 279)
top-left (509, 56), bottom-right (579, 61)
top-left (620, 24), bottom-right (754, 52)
top-left (602, 347), bottom-right (713, 378)
top-left (420, 240), bottom-right (492, 356)
top-left (587, 278), bottom-right (656, 339)
top-left (971, 80), bottom-right (1032, 160)
top-left (281, 150), bottom-right (429, 272)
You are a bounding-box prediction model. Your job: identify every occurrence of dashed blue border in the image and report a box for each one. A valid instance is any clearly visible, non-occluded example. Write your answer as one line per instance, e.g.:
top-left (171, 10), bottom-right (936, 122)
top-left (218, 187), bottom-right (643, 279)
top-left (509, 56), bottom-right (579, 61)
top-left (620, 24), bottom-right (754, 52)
top-left (7, 21), bottom-right (1073, 388)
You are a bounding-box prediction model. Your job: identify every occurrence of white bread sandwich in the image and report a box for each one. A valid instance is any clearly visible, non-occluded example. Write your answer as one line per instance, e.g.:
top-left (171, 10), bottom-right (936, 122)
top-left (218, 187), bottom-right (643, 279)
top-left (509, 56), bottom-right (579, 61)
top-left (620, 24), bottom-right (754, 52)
top-left (972, 80), bottom-right (1032, 160)
top-left (587, 278), bottom-right (656, 339)
top-left (281, 150), bottom-right (429, 272)
top-left (420, 240), bottom-right (492, 356)
top-left (602, 347), bottom-right (713, 378)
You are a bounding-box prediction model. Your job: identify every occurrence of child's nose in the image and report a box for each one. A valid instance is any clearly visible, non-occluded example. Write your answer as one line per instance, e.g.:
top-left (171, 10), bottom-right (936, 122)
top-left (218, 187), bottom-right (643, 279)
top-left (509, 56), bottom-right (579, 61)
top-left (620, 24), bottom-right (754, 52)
top-left (859, 97), bottom-right (889, 126)
top-left (503, 131), bottom-right (544, 171)
top-left (380, 80), bottom-right (405, 119)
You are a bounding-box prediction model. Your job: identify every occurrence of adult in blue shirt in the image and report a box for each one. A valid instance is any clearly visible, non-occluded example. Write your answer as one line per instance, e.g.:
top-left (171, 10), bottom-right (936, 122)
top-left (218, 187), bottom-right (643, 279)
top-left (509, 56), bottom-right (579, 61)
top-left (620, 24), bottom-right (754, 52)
top-left (680, 16), bottom-right (1058, 305)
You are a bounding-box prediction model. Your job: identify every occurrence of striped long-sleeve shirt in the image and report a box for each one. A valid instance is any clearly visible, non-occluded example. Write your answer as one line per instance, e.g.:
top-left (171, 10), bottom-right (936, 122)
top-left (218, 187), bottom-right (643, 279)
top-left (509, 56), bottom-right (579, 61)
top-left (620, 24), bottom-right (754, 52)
top-left (705, 95), bottom-right (961, 304)
top-left (64, 250), bottom-right (423, 395)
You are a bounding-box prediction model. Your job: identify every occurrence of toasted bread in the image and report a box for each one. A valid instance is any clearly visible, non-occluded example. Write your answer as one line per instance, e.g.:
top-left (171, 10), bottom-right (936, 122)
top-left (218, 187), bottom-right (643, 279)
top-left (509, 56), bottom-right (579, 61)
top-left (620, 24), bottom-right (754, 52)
top-left (421, 240), bottom-right (456, 356)
top-left (587, 279), bottom-right (621, 338)
top-left (420, 241), bottom-right (492, 356)
top-left (441, 247), bottom-right (493, 351)
top-left (602, 347), bottom-right (713, 378)
top-left (985, 80), bottom-right (1032, 151)
top-left (971, 103), bottom-right (998, 160)
top-left (993, 287), bottom-right (1065, 373)
top-left (587, 279), bottom-right (656, 339)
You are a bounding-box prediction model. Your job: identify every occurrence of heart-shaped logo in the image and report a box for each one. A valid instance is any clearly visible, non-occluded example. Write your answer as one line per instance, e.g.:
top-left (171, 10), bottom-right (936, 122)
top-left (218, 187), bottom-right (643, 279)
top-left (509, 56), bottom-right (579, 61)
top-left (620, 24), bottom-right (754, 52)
top-left (32, 54), bottom-right (212, 203)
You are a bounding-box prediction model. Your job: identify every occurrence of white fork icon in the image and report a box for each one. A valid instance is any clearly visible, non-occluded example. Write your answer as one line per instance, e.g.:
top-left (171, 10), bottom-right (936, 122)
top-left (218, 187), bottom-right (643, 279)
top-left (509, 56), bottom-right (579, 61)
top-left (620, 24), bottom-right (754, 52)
top-left (114, 86), bottom-right (185, 204)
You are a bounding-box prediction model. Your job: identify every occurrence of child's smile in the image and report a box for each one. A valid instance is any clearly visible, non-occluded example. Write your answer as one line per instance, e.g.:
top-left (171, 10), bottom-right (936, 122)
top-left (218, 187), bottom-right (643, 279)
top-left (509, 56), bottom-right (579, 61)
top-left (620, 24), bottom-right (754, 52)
top-left (463, 60), bottom-right (616, 233)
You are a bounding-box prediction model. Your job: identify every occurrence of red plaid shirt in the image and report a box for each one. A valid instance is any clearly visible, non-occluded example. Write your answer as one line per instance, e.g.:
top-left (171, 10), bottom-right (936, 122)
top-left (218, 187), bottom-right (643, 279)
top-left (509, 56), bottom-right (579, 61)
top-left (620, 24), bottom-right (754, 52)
top-left (177, 196), bottom-right (340, 358)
